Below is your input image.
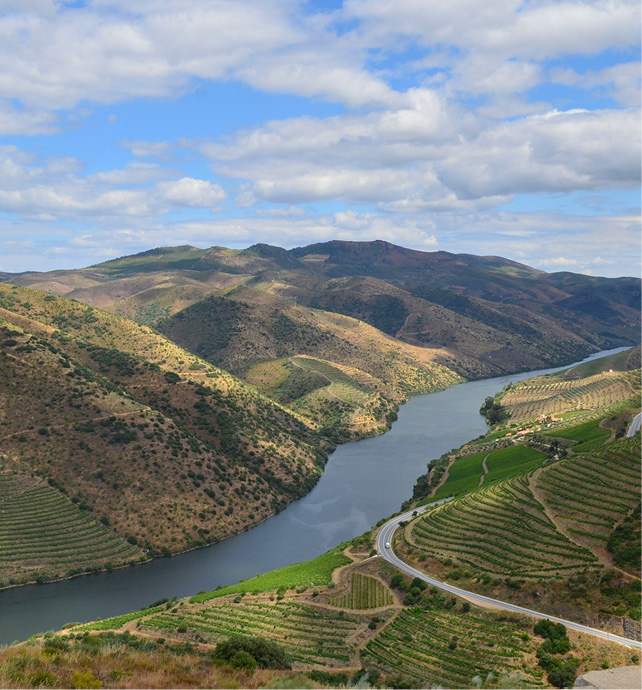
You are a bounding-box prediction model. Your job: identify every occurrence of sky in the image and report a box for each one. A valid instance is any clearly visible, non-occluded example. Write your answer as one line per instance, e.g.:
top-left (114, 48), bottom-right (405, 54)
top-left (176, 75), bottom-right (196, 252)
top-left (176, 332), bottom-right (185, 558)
top-left (0, 0), bottom-right (640, 278)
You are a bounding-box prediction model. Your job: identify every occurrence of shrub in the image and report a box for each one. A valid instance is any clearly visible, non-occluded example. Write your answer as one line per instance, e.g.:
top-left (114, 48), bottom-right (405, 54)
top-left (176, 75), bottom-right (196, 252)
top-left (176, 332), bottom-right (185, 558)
top-left (213, 635), bottom-right (290, 669)
top-left (229, 651), bottom-right (257, 673)
top-left (72, 670), bottom-right (102, 689)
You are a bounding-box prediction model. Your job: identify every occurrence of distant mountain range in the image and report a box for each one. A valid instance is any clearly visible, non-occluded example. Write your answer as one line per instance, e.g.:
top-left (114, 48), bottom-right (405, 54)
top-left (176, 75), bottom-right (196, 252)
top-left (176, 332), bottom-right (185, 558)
top-left (3, 240), bottom-right (639, 381)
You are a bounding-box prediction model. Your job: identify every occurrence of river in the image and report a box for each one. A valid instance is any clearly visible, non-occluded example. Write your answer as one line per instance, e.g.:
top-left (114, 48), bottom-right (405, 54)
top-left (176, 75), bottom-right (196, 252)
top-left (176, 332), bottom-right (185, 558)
top-left (0, 347), bottom-right (629, 645)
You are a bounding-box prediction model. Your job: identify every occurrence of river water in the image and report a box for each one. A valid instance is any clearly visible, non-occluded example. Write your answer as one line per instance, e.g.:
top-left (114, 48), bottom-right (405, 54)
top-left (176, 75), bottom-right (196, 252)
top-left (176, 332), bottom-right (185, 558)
top-left (0, 347), bottom-right (629, 645)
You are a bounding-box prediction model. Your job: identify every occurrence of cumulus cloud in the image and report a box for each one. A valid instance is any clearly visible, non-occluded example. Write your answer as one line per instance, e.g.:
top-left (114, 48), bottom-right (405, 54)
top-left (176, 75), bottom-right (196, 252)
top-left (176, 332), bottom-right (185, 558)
top-left (192, 101), bottom-right (639, 208)
top-left (0, 147), bottom-right (226, 219)
top-left (157, 177), bottom-right (226, 207)
top-left (0, 0), bottom-right (398, 118)
top-left (550, 61), bottom-right (641, 107)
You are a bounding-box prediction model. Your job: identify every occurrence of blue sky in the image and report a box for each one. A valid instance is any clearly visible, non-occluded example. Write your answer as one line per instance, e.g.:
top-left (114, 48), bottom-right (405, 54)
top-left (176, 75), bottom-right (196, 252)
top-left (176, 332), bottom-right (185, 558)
top-left (0, 0), bottom-right (639, 277)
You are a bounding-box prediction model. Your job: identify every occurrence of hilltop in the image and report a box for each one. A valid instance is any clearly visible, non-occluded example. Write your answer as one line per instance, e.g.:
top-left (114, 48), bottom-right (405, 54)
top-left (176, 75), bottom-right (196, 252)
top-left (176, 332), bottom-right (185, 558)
top-left (3, 241), bottom-right (639, 381)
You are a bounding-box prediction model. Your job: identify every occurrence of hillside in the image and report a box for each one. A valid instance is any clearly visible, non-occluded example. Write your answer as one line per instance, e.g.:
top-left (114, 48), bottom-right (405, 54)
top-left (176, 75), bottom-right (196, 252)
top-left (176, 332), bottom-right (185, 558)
top-left (1, 528), bottom-right (638, 689)
top-left (408, 364), bottom-right (641, 637)
top-left (157, 283), bottom-right (462, 440)
top-left (0, 283), bottom-right (330, 586)
top-left (2, 241), bottom-right (639, 383)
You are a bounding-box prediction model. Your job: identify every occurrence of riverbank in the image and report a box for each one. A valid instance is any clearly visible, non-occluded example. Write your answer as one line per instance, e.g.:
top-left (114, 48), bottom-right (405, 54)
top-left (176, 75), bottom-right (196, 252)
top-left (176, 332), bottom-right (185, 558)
top-left (0, 347), bottom-right (632, 645)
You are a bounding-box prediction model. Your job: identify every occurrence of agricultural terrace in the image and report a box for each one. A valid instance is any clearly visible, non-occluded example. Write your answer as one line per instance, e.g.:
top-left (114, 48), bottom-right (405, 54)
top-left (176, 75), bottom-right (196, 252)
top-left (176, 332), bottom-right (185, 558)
top-left (534, 435), bottom-right (641, 563)
top-left (408, 473), bottom-right (599, 578)
top-left (327, 573), bottom-right (393, 609)
top-left (290, 356), bottom-right (371, 406)
top-left (362, 606), bottom-right (543, 689)
top-left (56, 538), bottom-right (638, 687)
top-left (140, 599), bottom-right (360, 667)
top-left (499, 370), bottom-right (637, 422)
top-left (0, 474), bottom-right (141, 588)
top-left (546, 418), bottom-right (611, 453)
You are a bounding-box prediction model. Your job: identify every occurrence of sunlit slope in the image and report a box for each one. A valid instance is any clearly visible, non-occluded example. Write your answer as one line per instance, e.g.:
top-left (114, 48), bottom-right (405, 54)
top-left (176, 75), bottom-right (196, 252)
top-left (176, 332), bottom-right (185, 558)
top-left (411, 473), bottom-right (599, 578)
top-left (534, 435), bottom-right (641, 569)
top-left (0, 283), bottom-right (329, 581)
top-left (410, 434), bottom-right (640, 578)
top-left (499, 370), bottom-right (638, 423)
top-left (158, 284), bottom-right (462, 439)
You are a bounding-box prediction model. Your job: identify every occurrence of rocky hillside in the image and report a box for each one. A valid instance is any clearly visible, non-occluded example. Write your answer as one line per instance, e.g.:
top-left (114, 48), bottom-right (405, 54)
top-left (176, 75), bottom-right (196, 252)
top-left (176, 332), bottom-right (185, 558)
top-left (0, 283), bottom-right (329, 585)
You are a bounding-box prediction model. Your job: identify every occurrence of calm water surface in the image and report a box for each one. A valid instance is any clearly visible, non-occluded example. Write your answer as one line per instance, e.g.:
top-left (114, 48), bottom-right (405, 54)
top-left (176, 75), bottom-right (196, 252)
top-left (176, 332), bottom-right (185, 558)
top-left (0, 347), bottom-right (628, 644)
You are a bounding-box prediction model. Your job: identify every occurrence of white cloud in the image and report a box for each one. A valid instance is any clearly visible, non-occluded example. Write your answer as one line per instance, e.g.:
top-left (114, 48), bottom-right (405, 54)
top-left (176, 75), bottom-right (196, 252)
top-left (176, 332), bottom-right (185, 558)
top-left (0, 101), bottom-right (59, 135)
top-left (550, 61), bottom-right (641, 107)
top-left (193, 102), bottom-right (639, 208)
top-left (122, 140), bottom-right (176, 160)
top-left (0, 147), bottom-right (226, 219)
top-left (157, 177), bottom-right (226, 208)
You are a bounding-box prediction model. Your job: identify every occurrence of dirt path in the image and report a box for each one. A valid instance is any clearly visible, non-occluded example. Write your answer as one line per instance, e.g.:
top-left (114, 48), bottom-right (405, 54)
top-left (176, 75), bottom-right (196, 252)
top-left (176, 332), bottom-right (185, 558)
top-left (427, 455), bottom-right (456, 498)
top-left (478, 453), bottom-right (490, 486)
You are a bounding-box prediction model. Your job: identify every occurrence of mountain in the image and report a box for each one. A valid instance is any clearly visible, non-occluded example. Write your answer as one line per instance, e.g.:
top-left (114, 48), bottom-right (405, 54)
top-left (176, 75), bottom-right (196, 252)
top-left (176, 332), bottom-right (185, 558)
top-left (2, 240), bottom-right (639, 439)
top-left (4, 241), bottom-right (638, 372)
top-left (0, 283), bottom-right (330, 586)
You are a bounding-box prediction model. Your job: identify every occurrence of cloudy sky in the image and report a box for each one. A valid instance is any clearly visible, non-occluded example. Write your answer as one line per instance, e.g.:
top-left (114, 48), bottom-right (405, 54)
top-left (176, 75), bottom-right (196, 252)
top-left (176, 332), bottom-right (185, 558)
top-left (0, 0), bottom-right (639, 277)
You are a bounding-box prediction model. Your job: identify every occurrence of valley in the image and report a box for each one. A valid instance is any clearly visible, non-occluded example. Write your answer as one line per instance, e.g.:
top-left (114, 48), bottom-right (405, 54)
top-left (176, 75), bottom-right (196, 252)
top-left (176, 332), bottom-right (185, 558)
top-left (0, 242), bottom-right (640, 689)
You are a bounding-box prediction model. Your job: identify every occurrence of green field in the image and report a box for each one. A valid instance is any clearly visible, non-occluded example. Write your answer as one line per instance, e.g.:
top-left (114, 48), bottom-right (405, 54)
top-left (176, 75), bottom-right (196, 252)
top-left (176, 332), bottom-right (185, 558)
top-left (547, 419), bottom-right (611, 453)
top-left (190, 549), bottom-right (351, 603)
top-left (0, 475), bottom-right (142, 588)
top-left (409, 434), bottom-right (641, 581)
top-left (410, 472), bottom-right (598, 578)
top-left (484, 445), bottom-right (546, 484)
top-left (431, 444), bottom-right (546, 502)
top-left (362, 606), bottom-right (541, 688)
top-left (535, 435), bottom-right (640, 558)
top-left (141, 599), bottom-right (360, 666)
top-left (431, 452), bottom-right (487, 501)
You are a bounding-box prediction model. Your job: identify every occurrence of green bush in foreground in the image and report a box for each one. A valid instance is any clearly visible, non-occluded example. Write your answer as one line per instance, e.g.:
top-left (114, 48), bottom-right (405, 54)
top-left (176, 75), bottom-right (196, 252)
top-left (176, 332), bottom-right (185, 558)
top-left (212, 635), bottom-right (290, 670)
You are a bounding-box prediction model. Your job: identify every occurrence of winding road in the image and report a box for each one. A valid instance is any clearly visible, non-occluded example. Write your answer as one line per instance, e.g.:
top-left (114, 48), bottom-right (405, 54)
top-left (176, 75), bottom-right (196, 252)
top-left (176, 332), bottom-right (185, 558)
top-left (376, 495), bottom-right (642, 651)
top-left (626, 411), bottom-right (642, 437)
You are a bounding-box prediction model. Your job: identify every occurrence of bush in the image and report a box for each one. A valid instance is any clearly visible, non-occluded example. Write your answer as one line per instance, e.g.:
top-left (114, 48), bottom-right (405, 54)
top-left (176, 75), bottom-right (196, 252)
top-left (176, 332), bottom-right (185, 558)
top-left (213, 635), bottom-right (290, 669)
top-left (72, 670), bottom-right (102, 689)
top-left (229, 651), bottom-right (257, 673)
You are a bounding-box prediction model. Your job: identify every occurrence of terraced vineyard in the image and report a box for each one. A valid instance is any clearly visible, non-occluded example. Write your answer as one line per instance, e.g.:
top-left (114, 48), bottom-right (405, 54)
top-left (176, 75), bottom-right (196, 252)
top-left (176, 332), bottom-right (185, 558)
top-left (140, 598), bottom-right (360, 667)
top-left (290, 356), bottom-right (371, 405)
top-left (409, 473), bottom-right (599, 577)
top-left (328, 573), bottom-right (394, 610)
top-left (0, 474), bottom-right (141, 587)
top-left (500, 371), bottom-right (637, 422)
top-left (484, 446), bottom-right (546, 484)
top-left (535, 435), bottom-right (641, 557)
top-left (362, 607), bottom-right (542, 688)
top-left (431, 452), bottom-right (487, 500)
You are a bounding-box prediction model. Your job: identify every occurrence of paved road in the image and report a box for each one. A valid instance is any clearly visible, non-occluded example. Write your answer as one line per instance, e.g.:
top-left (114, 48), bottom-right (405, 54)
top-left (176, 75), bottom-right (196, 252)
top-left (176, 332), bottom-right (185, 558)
top-left (626, 411), bottom-right (642, 437)
top-left (376, 504), bottom-right (642, 650)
